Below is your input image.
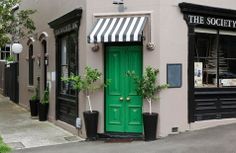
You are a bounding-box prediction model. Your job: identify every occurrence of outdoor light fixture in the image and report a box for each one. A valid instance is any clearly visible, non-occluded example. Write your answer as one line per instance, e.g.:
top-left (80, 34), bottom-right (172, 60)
top-left (44, 53), bottom-right (49, 66)
top-left (11, 3), bottom-right (22, 54)
top-left (91, 43), bottom-right (100, 52)
top-left (37, 54), bottom-right (41, 67)
top-left (113, 0), bottom-right (126, 12)
top-left (146, 42), bottom-right (155, 51)
top-left (12, 43), bottom-right (23, 54)
top-left (113, 0), bottom-right (124, 4)
top-left (11, 4), bottom-right (19, 11)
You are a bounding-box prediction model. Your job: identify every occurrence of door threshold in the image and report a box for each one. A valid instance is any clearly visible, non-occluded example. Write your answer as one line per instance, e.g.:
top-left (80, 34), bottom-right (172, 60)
top-left (98, 132), bottom-right (143, 141)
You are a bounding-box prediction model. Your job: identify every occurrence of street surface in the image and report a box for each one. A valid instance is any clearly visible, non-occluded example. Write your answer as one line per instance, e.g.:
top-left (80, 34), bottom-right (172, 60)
top-left (14, 123), bottom-right (236, 153)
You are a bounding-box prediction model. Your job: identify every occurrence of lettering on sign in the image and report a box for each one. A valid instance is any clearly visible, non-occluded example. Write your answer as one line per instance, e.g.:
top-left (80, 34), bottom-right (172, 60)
top-left (54, 22), bottom-right (79, 36)
top-left (187, 15), bottom-right (236, 28)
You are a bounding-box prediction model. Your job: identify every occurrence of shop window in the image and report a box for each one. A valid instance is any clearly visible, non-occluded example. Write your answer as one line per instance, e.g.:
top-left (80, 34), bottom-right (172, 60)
top-left (194, 29), bottom-right (236, 88)
top-left (29, 45), bottom-right (34, 85)
top-left (0, 44), bottom-right (11, 60)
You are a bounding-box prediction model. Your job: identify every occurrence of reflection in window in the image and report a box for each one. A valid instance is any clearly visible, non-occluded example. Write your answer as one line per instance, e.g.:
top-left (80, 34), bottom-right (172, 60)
top-left (194, 30), bottom-right (236, 88)
top-left (59, 32), bottom-right (77, 95)
top-left (219, 35), bottom-right (236, 86)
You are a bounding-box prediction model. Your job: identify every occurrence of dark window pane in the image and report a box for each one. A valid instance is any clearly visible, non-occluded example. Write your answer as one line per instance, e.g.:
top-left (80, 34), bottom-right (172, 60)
top-left (1, 53), bottom-right (5, 60)
top-left (5, 53), bottom-right (10, 60)
top-left (194, 33), bottom-right (217, 88)
top-left (59, 32), bottom-right (77, 95)
top-left (218, 35), bottom-right (236, 87)
top-left (29, 45), bottom-right (34, 85)
top-left (5, 46), bottom-right (10, 52)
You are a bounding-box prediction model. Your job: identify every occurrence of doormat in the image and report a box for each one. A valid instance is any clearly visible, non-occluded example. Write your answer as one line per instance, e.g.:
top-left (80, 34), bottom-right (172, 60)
top-left (104, 138), bottom-right (134, 143)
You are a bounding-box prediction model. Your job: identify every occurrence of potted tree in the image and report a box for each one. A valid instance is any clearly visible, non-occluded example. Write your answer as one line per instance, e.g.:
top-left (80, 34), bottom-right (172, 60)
top-left (38, 87), bottom-right (49, 121)
top-left (62, 66), bottom-right (108, 140)
top-left (127, 66), bottom-right (168, 141)
top-left (29, 85), bottom-right (39, 117)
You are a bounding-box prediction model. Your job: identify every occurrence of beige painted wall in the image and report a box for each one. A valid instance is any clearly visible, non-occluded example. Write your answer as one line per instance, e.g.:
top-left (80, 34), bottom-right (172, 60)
top-left (158, 0), bottom-right (236, 136)
top-left (19, 0), bottom-right (87, 136)
top-left (85, 0), bottom-right (162, 135)
top-left (18, 0), bottom-right (236, 138)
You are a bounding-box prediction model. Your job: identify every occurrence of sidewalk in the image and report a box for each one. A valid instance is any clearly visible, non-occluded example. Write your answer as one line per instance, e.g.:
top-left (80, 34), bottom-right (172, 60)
top-left (14, 123), bottom-right (236, 153)
top-left (0, 94), bottom-right (83, 150)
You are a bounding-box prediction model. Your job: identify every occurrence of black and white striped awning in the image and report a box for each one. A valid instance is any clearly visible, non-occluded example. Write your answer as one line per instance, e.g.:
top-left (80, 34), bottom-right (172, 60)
top-left (88, 16), bottom-right (148, 43)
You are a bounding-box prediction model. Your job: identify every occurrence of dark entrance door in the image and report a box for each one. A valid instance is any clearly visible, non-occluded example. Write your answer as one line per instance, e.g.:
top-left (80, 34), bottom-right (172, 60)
top-left (4, 62), bottom-right (19, 103)
top-left (56, 32), bottom-right (78, 126)
top-left (105, 45), bottom-right (143, 133)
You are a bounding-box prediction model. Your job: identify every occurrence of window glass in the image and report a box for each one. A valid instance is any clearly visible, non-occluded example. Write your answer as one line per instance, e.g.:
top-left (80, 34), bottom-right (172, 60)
top-left (0, 44), bottom-right (11, 60)
top-left (218, 35), bottom-right (236, 87)
top-left (59, 32), bottom-right (77, 95)
top-left (194, 29), bottom-right (236, 88)
top-left (194, 33), bottom-right (218, 88)
top-left (29, 45), bottom-right (34, 85)
top-left (5, 46), bottom-right (10, 52)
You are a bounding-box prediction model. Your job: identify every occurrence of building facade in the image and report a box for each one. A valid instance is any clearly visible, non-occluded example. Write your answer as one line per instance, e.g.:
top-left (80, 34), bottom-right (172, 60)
top-left (18, 0), bottom-right (236, 138)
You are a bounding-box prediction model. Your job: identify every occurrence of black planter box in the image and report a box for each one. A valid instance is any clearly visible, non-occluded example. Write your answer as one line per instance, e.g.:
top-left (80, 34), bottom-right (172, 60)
top-left (143, 112), bottom-right (158, 141)
top-left (29, 99), bottom-right (39, 117)
top-left (83, 110), bottom-right (99, 141)
top-left (38, 103), bottom-right (49, 121)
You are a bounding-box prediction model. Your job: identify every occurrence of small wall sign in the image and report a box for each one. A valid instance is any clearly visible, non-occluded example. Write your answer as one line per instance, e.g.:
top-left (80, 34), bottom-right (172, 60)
top-left (167, 64), bottom-right (182, 88)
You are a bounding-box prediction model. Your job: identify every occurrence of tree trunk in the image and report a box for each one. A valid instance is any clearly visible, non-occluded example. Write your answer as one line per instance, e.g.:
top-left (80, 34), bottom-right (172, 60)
top-left (87, 95), bottom-right (93, 112)
top-left (147, 98), bottom-right (152, 114)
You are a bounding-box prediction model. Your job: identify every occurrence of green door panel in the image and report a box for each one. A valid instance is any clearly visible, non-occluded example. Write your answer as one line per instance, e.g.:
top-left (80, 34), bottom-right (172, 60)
top-left (106, 46), bottom-right (125, 132)
top-left (125, 47), bottom-right (143, 133)
top-left (106, 45), bottom-right (143, 133)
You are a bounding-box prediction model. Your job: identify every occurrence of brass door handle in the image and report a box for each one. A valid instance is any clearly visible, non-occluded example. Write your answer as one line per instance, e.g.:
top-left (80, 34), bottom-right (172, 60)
top-left (119, 97), bottom-right (124, 101)
top-left (126, 97), bottom-right (131, 101)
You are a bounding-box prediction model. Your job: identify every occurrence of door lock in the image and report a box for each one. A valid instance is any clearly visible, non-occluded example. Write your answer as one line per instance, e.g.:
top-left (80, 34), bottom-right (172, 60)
top-left (119, 97), bottom-right (124, 101)
top-left (126, 97), bottom-right (131, 101)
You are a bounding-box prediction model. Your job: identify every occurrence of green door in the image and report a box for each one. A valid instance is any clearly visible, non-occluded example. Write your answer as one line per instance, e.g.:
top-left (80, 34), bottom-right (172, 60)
top-left (105, 45), bottom-right (143, 133)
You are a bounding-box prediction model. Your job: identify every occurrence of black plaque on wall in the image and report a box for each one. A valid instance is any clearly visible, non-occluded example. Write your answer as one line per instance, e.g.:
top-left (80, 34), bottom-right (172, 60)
top-left (167, 64), bottom-right (182, 88)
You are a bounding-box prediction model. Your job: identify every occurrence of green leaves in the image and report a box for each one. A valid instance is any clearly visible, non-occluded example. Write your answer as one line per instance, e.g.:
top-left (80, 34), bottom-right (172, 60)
top-left (127, 66), bottom-right (168, 101)
top-left (6, 55), bottom-right (15, 62)
top-left (16, 9), bottom-right (36, 37)
top-left (0, 136), bottom-right (11, 153)
top-left (40, 87), bottom-right (49, 104)
top-left (30, 83), bottom-right (39, 101)
top-left (62, 66), bottom-right (108, 96)
top-left (0, 0), bottom-right (36, 47)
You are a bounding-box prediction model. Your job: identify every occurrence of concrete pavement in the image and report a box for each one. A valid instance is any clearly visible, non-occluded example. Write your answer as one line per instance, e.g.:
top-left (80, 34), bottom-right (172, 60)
top-left (2, 94), bottom-right (236, 153)
top-left (0, 94), bottom-right (83, 150)
top-left (14, 123), bottom-right (236, 153)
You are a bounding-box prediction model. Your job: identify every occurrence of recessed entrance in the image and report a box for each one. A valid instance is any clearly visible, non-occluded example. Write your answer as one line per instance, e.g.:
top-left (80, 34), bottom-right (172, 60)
top-left (105, 44), bottom-right (143, 133)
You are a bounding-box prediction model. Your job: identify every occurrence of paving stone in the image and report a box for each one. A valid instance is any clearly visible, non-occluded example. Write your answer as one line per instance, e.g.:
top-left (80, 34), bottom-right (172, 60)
top-left (0, 95), bottom-right (83, 149)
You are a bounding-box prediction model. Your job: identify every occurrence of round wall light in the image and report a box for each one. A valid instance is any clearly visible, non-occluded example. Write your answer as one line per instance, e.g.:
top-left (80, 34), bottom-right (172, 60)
top-left (12, 43), bottom-right (23, 54)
